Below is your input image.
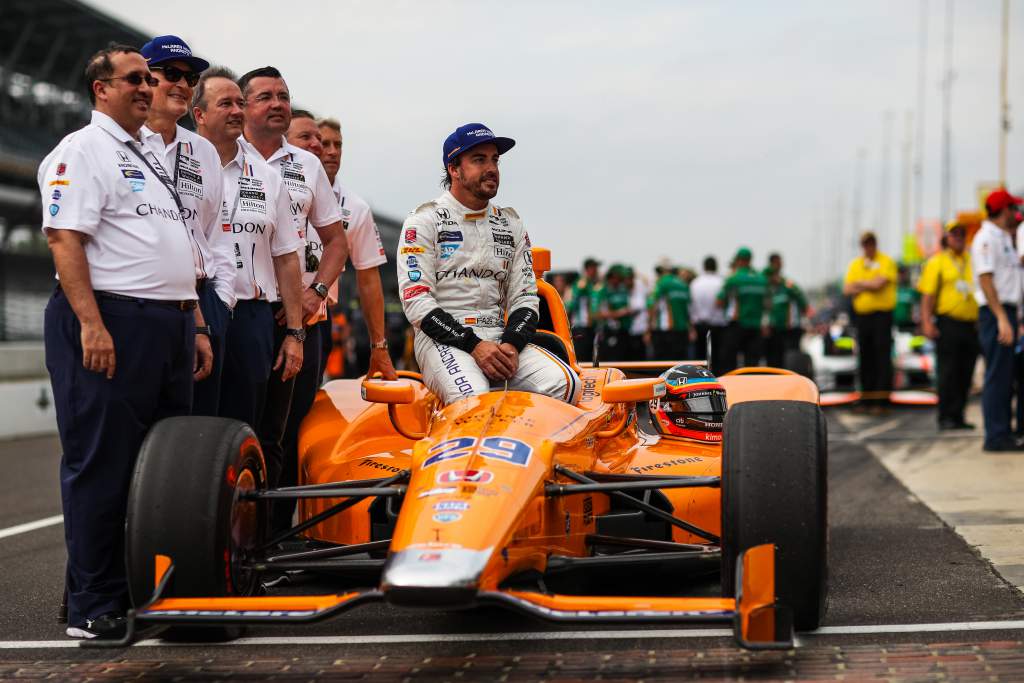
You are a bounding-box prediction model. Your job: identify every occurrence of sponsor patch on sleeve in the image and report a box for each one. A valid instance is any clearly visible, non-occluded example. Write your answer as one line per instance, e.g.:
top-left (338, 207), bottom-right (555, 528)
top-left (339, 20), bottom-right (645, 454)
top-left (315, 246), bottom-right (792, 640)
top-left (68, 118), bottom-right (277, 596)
top-left (403, 284), bottom-right (430, 300)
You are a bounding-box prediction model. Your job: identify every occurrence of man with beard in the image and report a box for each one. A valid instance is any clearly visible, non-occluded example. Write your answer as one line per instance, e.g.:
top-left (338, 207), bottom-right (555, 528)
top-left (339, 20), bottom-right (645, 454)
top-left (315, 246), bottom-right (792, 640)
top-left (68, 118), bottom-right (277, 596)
top-left (39, 44), bottom-right (204, 639)
top-left (139, 35), bottom-right (228, 414)
top-left (192, 68), bottom-right (305, 429)
top-left (397, 123), bottom-right (579, 404)
top-left (237, 66), bottom-right (348, 524)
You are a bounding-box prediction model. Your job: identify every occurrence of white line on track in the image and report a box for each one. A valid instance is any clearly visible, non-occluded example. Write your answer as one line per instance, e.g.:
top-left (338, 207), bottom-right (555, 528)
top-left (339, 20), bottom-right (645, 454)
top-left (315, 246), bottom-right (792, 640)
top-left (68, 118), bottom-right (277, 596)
top-left (0, 514), bottom-right (63, 540)
top-left (2, 621), bottom-right (1024, 649)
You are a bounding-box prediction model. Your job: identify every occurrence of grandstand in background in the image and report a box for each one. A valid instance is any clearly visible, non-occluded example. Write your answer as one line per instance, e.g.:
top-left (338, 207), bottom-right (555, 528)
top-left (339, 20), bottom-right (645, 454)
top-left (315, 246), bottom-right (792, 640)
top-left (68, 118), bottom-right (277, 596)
top-left (0, 0), bottom-right (401, 341)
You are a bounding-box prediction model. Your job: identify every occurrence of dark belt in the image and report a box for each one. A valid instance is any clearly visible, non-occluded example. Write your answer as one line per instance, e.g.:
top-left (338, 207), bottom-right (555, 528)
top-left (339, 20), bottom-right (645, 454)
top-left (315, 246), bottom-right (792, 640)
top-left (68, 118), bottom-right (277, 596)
top-left (196, 278), bottom-right (208, 293)
top-left (94, 290), bottom-right (197, 311)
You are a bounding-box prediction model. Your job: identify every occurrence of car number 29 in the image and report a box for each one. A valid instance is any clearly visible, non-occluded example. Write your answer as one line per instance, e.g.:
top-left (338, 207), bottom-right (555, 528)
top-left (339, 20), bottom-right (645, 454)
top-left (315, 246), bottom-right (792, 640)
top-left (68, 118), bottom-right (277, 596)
top-left (423, 437), bottom-right (533, 468)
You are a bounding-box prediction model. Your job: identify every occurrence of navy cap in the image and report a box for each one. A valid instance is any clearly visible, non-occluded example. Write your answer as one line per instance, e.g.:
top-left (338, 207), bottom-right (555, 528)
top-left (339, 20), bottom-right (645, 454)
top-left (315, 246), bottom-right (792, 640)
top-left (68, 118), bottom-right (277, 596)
top-left (140, 35), bottom-right (210, 73)
top-left (442, 123), bottom-right (515, 168)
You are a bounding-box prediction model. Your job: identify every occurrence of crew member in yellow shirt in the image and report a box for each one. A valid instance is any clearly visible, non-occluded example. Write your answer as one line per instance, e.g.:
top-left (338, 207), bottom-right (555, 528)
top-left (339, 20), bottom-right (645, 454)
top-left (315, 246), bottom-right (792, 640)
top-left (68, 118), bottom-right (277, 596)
top-left (919, 221), bottom-right (979, 430)
top-left (843, 231), bottom-right (897, 410)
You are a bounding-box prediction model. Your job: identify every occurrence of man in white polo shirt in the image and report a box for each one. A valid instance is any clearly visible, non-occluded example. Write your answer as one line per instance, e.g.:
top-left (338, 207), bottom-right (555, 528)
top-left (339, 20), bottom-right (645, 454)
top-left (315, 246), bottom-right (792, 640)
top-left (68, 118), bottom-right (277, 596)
top-left (237, 66), bottom-right (349, 515)
top-left (192, 67), bottom-right (305, 436)
top-left (139, 35), bottom-right (233, 415)
top-left (973, 187), bottom-right (1024, 452)
top-left (40, 44), bottom-right (205, 639)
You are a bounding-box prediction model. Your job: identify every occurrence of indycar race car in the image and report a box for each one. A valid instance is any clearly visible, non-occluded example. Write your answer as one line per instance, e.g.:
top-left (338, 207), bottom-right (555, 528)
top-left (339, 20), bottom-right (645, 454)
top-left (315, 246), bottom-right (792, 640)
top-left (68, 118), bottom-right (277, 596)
top-left (106, 248), bottom-right (828, 650)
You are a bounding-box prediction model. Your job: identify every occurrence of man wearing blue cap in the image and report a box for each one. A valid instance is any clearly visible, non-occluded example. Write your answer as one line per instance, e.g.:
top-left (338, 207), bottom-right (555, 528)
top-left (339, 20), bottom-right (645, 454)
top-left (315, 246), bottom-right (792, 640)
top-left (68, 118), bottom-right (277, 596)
top-left (140, 35), bottom-right (235, 415)
top-left (397, 123), bottom-right (580, 404)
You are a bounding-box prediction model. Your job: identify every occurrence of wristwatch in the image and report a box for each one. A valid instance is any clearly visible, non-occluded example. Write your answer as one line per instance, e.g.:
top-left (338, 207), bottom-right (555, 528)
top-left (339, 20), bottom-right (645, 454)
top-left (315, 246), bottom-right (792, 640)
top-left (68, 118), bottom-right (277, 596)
top-left (310, 282), bottom-right (329, 299)
top-left (370, 339), bottom-right (389, 350)
top-left (285, 327), bottom-right (307, 342)
top-left (195, 325), bottom-right (211, 337)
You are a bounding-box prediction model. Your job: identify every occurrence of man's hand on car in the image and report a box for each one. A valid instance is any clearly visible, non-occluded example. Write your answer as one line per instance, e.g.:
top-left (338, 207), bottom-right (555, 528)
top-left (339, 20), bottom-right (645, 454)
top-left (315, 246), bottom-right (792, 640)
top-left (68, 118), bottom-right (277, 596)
top-left (498, 343), bottom-right (519, 376)
top-left (472, 340), bottom-right (515, 381)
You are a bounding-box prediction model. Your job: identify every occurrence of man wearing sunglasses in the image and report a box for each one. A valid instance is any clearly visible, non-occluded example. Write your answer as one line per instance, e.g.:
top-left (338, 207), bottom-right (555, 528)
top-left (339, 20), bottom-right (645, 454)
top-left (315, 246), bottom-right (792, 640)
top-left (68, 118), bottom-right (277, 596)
top-left (38, 43), bottom-right (205, 639)
top-left (140, 35), bottom-right (233, 415)
top-left (237, 66), bottom-right (349, 532)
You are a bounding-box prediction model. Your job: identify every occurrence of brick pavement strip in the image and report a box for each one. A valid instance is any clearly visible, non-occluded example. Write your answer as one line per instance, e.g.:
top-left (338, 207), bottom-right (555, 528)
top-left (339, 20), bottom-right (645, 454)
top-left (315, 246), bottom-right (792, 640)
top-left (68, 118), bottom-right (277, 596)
top-left (0, 641), bottom-right (1022, 681)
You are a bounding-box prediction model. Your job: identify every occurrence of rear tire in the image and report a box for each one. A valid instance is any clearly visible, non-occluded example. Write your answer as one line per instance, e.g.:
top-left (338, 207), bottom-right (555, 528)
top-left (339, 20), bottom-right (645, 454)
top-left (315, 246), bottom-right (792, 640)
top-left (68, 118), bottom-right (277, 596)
top-left (720, 400), bottom-right (827, 631)
top-left (126, 416), bottom-right (267, 640)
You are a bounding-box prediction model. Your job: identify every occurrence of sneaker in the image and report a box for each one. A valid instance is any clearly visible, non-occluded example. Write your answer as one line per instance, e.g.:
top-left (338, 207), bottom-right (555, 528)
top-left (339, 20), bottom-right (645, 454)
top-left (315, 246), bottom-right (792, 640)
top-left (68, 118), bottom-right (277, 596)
top-left (65, 613), bottom-right (127, 640)
top-left (953, 421), bottom-right (976, 430)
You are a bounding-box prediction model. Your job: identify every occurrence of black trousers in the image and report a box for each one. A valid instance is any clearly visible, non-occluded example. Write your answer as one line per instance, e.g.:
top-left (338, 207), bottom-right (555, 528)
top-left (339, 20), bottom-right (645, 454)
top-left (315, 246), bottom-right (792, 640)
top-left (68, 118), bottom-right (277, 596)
top-left (765, 328), bottom-right (786, 368)
top-left (652, 330), bottom-right (689, 362)
top-left (192, 284), bottom-right (231, 416)
top-left (855, 311), bottom-right (893, 404)
top-left (218, 300), bottom-right (274, 428)
top-left (273, 322), bottom-right (325, 533)
top-left (45, 289), bottom-right (193, 626)
top-left (935, 315), bottom-right (978, 425)
top-left (694, 324), bottom-right (727, 374)
top-left (574, 326), bottom-right (595, 363)
top-left (723, 323), bottom-right (763, 372)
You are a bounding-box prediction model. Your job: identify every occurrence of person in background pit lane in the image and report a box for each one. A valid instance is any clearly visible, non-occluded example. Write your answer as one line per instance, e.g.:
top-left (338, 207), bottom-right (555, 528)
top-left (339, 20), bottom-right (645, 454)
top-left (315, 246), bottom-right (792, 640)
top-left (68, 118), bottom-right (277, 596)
top-left (397, 122), bottom-right (580, 405)
top-left (973, 188), bottom-right (1024, 451)
top-left (40, 44), bottom-right (207, 640)
top-left (764, 252), bottom-right (808, 368)
top-left (893, 264), bottom-right (920, 333)
top-left (139, 35), bottom-right (233, 415)
top-left (566, 257), bottom-right (601, 362)
top-left (594, 264), bottom-right (632, 362)
top-left (691, 256), bottom-right (727, 372)
top-left (237, 66), bottom-right (349, 524)
top-left (648, 261), bottom-right (693, 361)
top-left (919, 220), bottom-right (978, 431)
top-left (716, 247), bottom-right (767, 372)
top-left (193, 67), bottom-right (305, 430)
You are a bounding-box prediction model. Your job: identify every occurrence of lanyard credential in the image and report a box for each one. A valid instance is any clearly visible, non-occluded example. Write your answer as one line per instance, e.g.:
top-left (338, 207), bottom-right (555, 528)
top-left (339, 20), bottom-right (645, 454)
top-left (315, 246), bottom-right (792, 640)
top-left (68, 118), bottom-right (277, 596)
top-left (125, 140), bottom-right (204, 275)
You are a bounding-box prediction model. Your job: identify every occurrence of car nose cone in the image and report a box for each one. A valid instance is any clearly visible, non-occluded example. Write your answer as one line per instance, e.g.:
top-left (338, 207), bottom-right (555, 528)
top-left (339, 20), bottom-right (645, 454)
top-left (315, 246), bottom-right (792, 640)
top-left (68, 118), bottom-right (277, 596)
top-left (382, 547), bottom-right (492, 607)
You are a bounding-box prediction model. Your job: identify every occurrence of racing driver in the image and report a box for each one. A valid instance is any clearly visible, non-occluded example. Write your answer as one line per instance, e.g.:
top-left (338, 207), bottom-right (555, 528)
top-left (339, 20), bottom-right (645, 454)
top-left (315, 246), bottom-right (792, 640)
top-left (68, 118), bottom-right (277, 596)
top-left (398, 123), bottom-right (580, 405)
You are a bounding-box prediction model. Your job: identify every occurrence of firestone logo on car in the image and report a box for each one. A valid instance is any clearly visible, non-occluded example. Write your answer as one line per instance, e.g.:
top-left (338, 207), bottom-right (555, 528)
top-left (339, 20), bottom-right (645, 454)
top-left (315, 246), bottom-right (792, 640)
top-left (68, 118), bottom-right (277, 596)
top-left (438, 469), bottom-right (494, 484)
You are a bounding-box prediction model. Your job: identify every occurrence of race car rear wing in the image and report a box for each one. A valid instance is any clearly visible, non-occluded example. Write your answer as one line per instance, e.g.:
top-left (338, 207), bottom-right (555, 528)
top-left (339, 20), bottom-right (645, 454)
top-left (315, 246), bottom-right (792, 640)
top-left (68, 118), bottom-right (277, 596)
top-left (82, 544), bottom-right (792, 651)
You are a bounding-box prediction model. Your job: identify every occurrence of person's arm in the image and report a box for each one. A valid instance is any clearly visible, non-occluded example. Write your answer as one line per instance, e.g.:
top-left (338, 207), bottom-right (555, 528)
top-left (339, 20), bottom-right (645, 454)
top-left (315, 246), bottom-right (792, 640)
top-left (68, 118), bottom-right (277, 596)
top-left (979, 273), bottom-right (1013, 345)
top-left (272, 251), bottom-right (304, 380)
top-left (916, 259), bottom-right (939, 339)
top-left (920, 293), bottom-right (938, 338)
top-left (46, 230), bottom-right (116, 379)
top-left (355, 267), bottom-right (397, 379)
top-left (192, 304), bottom-right (212, 381)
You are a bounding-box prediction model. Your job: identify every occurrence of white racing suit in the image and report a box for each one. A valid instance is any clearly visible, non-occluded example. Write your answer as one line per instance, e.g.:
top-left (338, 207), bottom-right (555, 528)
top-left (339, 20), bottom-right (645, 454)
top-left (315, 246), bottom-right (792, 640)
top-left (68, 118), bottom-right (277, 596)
top-left (398, 191), bottom-right (580, 405)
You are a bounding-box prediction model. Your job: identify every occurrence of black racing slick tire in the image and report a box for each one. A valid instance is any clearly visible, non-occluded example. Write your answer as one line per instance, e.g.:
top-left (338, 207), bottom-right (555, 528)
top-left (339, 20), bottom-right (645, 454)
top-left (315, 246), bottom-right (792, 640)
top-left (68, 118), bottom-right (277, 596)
top-left (126, 417), bottom-right (267, 636)
top-left (720, 400), bottom-right (827, 631)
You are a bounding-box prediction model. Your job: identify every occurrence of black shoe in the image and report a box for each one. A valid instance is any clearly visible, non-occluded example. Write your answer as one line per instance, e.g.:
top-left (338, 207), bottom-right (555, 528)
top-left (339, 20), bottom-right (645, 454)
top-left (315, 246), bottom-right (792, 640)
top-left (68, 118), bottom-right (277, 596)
top-left (938, 419), bottom-right (959, 430)
top-left (953, 421), bottom-right (975, 430)
top-left (66, 612), bottom-right (127, 640)
top-left (983, 439), bottom-right (1024, 453)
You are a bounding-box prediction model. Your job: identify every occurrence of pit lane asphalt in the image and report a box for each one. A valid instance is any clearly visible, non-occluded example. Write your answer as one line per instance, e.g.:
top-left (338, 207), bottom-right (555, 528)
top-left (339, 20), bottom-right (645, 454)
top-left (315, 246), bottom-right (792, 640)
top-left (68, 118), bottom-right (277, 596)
top-left (0, 405), bottom-right (1022, 663)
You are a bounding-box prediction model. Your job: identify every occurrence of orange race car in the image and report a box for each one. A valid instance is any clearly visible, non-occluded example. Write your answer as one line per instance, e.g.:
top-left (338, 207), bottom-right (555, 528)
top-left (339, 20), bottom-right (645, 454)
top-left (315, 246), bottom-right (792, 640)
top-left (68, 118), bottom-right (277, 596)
top-left (103, 248), bottom-right (828, 650)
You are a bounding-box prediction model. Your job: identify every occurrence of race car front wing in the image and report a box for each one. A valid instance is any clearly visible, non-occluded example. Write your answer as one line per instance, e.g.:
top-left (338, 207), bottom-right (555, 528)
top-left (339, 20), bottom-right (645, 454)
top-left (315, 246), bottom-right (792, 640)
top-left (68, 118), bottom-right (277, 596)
top-left (83, 544), bottom-right (792, 651)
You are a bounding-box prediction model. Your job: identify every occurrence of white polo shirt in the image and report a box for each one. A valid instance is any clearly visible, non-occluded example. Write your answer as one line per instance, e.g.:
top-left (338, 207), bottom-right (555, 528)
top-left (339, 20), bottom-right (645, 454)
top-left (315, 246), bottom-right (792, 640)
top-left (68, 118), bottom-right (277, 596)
top-left (241, 136), bottom-right (341, 286)
top-left (690, 272), bottom-right (727, 325)
top-left (220, 140), bottom-right (302, 303)
top-left (142, 124), bottom-right (236, 308)
top-left (37, 111), bottom-right (200, 301)
top-left (332, 178), bottom-right (387, 270)
top-left (972, 220), bottom-right (1021, 307)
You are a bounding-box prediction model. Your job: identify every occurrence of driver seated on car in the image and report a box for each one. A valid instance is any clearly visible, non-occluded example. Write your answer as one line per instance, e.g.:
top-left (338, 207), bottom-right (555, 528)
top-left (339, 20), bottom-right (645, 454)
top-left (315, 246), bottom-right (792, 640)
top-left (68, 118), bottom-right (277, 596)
top-left (397, 123), bottom-right (580, 405)
top-left (649, 364), bottom-right (728, 442)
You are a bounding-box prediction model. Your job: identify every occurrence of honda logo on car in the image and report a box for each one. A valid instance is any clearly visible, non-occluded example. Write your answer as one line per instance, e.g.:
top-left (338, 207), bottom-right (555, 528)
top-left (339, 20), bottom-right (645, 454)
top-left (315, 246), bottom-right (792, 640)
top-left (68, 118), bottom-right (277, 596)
top-left (437, 469), bottom-right (494, 484)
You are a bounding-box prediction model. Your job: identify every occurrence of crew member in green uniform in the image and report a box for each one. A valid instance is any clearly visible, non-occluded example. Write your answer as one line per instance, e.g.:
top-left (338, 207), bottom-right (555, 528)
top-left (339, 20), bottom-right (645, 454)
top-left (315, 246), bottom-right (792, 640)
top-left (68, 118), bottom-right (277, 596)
top-left (594, 264), bottom-right (632, 362)
top-left (566, 257), bottom-right (601, 362)
top-left (893, 265), bottom-right (920, 332)
top-left (649, 264), bottom-right (693, 360)
top-left (716, 247), bottom-right (768, 372)
top-left (764, 253), bottom-right (808, 367)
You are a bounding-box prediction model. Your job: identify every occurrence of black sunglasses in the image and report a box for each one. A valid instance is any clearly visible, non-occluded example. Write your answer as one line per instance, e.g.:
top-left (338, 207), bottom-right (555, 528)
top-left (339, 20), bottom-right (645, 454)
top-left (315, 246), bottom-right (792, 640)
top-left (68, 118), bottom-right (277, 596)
top-left (151, 65), bottom-right (200, 87)
top-left (99, 72), bottom-right (159, 87)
